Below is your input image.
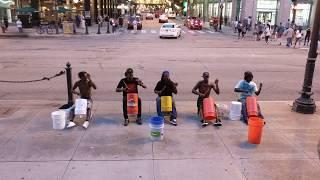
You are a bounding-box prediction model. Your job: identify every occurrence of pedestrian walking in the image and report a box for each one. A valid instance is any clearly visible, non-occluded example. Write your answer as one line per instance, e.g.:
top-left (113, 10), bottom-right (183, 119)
top-left (284, 26), bottom-right (294, 47)
top-left (304, 27), bottom-right (311, 46)
top-left (294, 29), bottom-right (302, 48)
top-left (4, 16), bottom-right (8, 29)
top-left (192, 72), bottom-right (220, 127)
top-left (67, 71), bottom-right (97, 129)
top-left (154, 71), bottom-right (178, 126)
top-left (0, 19), bottom-right (6, 33)
top-left (233, 19), bottom-right (238, 33)
top-left (276, 22), bottom-right (285, 45)
top-left (241, 25), bottom-right (247, 39)
top-left (237, 21), bottom-right (243, 39)
top-left (75, 15), bottom-right (81, 28)
top-left (257, 22), bottom-right (264, 41)
top-left (116, 68), bottom-right (147, 126)
top-left (80, 15), bottom-right (85, 28)
top-left (16, 19), bottom-right (22, 33)
top-left (234, 71), bottom-right (264, 124)
top-left (264, 27), bottom-right (271, 44)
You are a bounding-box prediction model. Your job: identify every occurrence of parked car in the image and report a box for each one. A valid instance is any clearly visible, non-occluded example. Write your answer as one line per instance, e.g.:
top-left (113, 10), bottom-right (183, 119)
top-left (127, 16), bottom-right (142, 30)
top-left (186, 17), bottom-right (202, 30)
top-left (146, 13), bottom-right (154, 20)
top-left (167, 11), bottom-right (176, 19)
top-left (159, 14), bottom-right (168, 23)
top-left (159, 23), bottom-right (181, 39)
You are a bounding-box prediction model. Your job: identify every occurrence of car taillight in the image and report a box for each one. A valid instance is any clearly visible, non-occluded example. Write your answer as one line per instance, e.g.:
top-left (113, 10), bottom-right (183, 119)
top-left (170, 29), bottom-right (176, 32)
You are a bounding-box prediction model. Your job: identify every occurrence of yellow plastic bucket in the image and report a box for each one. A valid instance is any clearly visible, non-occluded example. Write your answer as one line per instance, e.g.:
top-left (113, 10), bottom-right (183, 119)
top-left (161, 96), bottom-right (172, 112)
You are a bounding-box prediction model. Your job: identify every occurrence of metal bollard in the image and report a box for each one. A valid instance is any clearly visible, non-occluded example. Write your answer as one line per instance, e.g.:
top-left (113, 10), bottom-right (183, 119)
top-left (85, 23), bottom-right (89, 35)
top-left (66, 62), bottom-right (73, 106)
top-left (55, 22), bottom-right (59, 34)
top-left (97, 22), bottom-right (101, 34)
top-left (73, 23), bottom-right (76, 34)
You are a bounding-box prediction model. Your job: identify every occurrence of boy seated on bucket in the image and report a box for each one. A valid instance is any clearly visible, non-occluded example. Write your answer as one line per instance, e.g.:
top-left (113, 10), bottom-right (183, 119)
top-left (192, 72), bottom-right (220, 127)
top-left (67, 71), bottom-right (97, 129)
top-left (116, 68), bottom-right (147, 126)
top-left (234, 71), bottom-right (264, 124)
top-left (154, 71), bottom-right (178, 126)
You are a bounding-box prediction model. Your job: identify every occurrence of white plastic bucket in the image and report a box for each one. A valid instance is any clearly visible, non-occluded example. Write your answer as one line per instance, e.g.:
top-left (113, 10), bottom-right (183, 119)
top-left (75, 99), bottom-right (87, 115)
top-left (149, 124), bottom-right (164, 141)
top-left (51, 110), bottom-right (66, 129)
top-left (149, 116), bottom-right (164, 141)
top-left (229, 101), bottom-right (242, 120)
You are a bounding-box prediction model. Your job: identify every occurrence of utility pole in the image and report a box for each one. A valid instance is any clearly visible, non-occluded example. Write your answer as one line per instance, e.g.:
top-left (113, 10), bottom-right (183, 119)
top-left (291, 0), bottom-right (298, 23)
top-left (292, 0), bottom-right (320, 114)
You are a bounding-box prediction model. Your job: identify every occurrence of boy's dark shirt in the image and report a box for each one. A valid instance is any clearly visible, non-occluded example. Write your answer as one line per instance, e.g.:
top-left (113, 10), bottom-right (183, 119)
top-left (154, 80), bottom-right (177, 96)
top-left (117, 78), bottom-right (139, 96)
top-left (73, 80), bottom-right (96, 99)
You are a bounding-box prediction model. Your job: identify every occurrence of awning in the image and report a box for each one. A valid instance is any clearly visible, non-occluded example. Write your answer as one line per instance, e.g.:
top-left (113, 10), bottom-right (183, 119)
top-left (0, 0), bottom-right (14, 8)
top-left (16, 7), bottom-right (37, 13)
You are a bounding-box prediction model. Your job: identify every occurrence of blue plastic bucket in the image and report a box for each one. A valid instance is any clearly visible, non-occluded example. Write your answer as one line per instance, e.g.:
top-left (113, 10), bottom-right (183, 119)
top-left (149, 116), bottom-right (164, 141)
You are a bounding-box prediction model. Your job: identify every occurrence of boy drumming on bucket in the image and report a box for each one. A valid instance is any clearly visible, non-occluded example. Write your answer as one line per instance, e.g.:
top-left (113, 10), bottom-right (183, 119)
top-left (192, 72), bottom-right (220, 127)
top-left (67, 71), bottom-right (97, 129)
top-left (116, 68), bottom-right (147, 126)
top-left (234, 71), bottom-right (264, 124)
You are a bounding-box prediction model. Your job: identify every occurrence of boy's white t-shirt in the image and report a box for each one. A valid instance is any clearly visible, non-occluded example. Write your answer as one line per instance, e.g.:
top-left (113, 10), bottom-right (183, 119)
top-left (235, 80), bottom-right (258, 100)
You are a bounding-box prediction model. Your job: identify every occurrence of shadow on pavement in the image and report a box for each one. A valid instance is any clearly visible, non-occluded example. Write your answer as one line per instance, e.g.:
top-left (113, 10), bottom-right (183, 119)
top-left (239, 141), bottom-right (258, 149)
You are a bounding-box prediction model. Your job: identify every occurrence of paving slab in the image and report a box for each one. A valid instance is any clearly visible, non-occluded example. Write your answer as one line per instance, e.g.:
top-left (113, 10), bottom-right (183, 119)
top-left (73, 129), bottom-right (153, 161)
top-left (217, 129), bottom-right (307, 159)
top-left (62, 160), bottom-right (154, 180)
top-left (153, 129), bottom-right (232, 160)
top-left (154, 159), bottom-right (245, 180)
top-left (0, 130), bottom-right (83, 161)
top-left (240, 159), bottom-right (320, 180)
top-left (282, 129), bottom-right (320, 158)
top-left (0, 161), bottom-right (68, 180)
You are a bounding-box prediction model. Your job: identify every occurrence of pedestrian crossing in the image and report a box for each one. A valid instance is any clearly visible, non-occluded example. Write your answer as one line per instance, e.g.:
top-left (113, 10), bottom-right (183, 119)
top-left (119, 29), bottom-right (216, 35)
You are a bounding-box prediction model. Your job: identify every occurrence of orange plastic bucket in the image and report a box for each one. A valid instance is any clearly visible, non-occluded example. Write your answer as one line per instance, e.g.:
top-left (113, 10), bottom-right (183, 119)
top-left (248, 117), bottom-right (264, 144)
top-left (127, 93), bottom-right (138, 115)
top-left (246, 96), bottom-right (258, 117)
top-left (203, 97), bottom-right (216, 121)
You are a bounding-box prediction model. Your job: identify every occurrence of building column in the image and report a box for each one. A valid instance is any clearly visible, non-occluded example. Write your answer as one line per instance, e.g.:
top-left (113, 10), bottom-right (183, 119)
top-left (6, 9), bottom-right (12, 23)
top-left (277, 0), bottom-right (291, 25)
top-left (240, 0), bottom-right (256, 28)
top-left (84, 0), bottom-right (91, 25)
top-left (231, 0), bottom-right (237, 21)
top-left (94, 0), bottom-right (98, 23)
top-left (203, 0), bottom-right (208, 22)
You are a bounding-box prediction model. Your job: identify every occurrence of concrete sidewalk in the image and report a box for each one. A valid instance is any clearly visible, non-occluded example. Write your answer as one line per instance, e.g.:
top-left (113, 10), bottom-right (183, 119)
top-left (0, 24), bottom-right (119, 38)
top-left (0, 100), bottom-right (319, 180)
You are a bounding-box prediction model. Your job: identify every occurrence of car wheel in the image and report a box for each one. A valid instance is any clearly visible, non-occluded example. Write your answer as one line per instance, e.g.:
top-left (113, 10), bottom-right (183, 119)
top-left (159, 36), bottom-right (162, 39)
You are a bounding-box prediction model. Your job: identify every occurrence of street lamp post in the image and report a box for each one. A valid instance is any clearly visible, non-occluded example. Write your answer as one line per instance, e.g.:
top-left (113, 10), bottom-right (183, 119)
top-left (292, 0), bottom-right (320, 114)
top-left (219, 1), bottom-right (224, 31)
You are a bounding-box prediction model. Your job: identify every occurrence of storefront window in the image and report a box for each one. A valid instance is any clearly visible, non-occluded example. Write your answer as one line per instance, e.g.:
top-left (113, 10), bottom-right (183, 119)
top-left (290, 3), bottom-right (311, 27)
top-left (208, 3), bottom-right (213, 18)
top-left (213, 3), bottom-right (218, 17)
top-left (256, 0), bottom-right (278, 25)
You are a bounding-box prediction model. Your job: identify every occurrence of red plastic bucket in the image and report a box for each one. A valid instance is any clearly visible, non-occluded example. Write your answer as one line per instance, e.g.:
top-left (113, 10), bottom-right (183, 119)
top-left (203, 97), bottom-right (216, 121)
top-left (127, 93), bottom-right (138, 115)
top-left (246, 96), bottom-right (258, 117)
top-left (248, 117), bottom-right (264, 144)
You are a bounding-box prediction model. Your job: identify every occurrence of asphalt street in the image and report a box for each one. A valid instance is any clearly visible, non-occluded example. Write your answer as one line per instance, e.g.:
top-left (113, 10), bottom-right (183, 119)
top-left (0, 18), bottom-right (319, 102)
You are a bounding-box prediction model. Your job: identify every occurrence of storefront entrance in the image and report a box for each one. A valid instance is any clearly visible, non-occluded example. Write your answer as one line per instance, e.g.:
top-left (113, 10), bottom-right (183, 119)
top-left (257, 11), bottom-right (272, 23)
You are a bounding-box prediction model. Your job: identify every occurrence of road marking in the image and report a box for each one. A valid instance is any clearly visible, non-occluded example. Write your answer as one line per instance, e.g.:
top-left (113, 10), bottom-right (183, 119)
top-left (181, 30), bottom-right (186, 34)
top-left (197, 31), bottom-right (205, 34)
top-left (141, 30), bottom-right (147, 34)
top-left (188, 30), bottom-right (195, 34)
top-left (151, 30), bottom-right (157, 34)
top-left (206, 30), bottom-right (215, 34)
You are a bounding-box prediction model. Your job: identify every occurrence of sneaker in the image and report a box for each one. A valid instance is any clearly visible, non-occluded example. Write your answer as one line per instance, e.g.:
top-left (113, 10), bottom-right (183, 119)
top-left (67, 121), bottom-right (76, 128)
top-left (82, 121), bottom-right (90, 129)
top-left (136, 118), bottom-right (142, 125)
top-left (124, 119), bottom-right (129, 126)
top-left (201, 120), bottom-right (209, 127)
top-left (213, 119), bottom-right (222, 126)
top-left (169, 119), bottom-right (177, 126)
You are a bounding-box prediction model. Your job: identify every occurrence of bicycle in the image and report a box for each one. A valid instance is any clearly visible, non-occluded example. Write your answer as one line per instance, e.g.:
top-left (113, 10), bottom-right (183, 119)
top-left (36, 24), bottom-right (55, 34)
